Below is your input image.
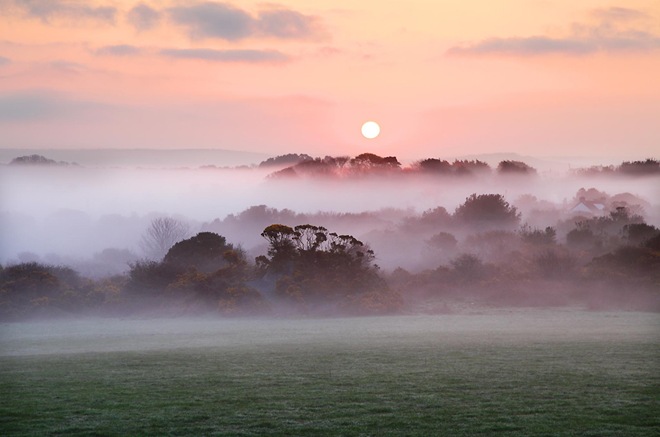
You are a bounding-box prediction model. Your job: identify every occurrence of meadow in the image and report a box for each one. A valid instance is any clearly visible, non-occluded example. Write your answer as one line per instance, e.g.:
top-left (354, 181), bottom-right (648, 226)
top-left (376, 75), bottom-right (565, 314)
top-left (1, 310), bottom-right (658, 436)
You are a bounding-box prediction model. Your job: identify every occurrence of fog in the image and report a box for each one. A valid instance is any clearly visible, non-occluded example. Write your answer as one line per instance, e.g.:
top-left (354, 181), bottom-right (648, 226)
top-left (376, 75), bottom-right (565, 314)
top-left (2, 310), bottom-right (657, 357)
top-left (1, 158), bottom-right (658, 271)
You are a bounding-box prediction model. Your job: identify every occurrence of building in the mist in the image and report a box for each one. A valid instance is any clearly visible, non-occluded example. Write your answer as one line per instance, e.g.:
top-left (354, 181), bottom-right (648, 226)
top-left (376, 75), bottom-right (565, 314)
top-left (569, 197), bottom-right (606, 216)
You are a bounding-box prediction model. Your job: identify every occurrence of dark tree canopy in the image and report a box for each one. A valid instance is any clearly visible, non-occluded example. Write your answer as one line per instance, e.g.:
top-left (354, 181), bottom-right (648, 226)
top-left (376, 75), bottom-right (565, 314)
top-left (9, 154), bottom-right (73, 166)
top-left (451, 159), bottom-right (491, 175)
top-left (0, 263), bottom-right (83, 319)
top-left (163, 232), bottom-right (233, 273)
top-left (427, 232), bottom-right (458, 250)
top-left (350, 153), bottom-right (401, 168)
top-left (416, 158), bottom-right (452, 173)
top-left (454, 194), bottom-right (520, 228)
top-left (497, 160), bottom-right (537, 175)
top-left (258, 153), bottom-right (313, 168)
top-left (259, 224), bottom-right (401, 314)
top-left (618, 159), bottom-right (659, 176)
top-left (623, 223), bottom-right (660, 246)
top-left (128, 232), bottom-right (265, 314)
top-left (520, 225), bottom-right (557, 245)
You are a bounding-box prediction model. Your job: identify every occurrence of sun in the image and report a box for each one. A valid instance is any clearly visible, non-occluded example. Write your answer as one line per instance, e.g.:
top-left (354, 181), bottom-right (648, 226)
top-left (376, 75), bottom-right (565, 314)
top-left (361, 121), bottom-right (380, 139)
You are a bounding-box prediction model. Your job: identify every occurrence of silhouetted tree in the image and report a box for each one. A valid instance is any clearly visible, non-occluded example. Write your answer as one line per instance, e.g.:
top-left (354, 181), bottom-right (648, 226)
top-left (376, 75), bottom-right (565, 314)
top-left (622, 223), bottom-right (660, 246)
top-left (260, 224), bottom-right (299, 274)
top-left (163, 232), bottom-right (234, 273)
top-left (454, 194), bottom-right (520, 229)
top-left (128, 232), bottom-right (266, 314)
top-left (351, 153), bottom-right (401, 168)
top-left (427, 232), bottom-right (458, 251)
top-left (402, 206), bottom-right (452, 232)
top-left (9, 154), bottom-right (73, 166)
top-left (450, 254), bottom-right (486, 282)
top-left (414, 158), bottom-right (452, 174)
top-left (534, 249), bottom-right (575, 279)
top-left (566, 226), bottom-right (599, 250)
top-left (520, 225), bottom-right (556, 245)
top-left (140, 217), bottom-right (190, 260)
top-left (259, 224), bottom-right (401, 314)
top-left (0, 263), bottom-right (83, 318)
top-left (127, 260), bottom-right (180, 293)
top-left (451, 159), bottom-right (491, 175)
top-left (618, 158), bottom-right (659, 176)
top-left (497, 160), bottom-right (537, 175)
top-left (258, 153), bottom-right (313, 168)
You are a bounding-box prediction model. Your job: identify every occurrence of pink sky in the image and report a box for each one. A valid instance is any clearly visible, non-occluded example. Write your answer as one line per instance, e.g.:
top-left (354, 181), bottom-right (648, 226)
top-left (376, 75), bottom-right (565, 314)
top-left (0, 0), bottom-right (659, 161)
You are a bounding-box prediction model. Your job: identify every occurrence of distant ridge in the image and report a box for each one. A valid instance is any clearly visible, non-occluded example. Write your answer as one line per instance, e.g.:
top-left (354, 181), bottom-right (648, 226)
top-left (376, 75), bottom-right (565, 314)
top-left (0, 148), bottom-right (270, 168)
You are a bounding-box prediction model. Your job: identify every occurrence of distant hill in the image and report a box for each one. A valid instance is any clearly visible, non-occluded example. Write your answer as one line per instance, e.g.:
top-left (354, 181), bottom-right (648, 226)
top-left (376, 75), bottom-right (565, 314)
top-left (9, 154), bottom-right (75, 166)
top-left (0, 149), bottom-right (270, 168)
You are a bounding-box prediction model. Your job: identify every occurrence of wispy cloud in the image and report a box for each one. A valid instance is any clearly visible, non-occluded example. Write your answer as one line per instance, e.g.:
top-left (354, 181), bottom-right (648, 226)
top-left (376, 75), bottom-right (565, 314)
top-left (257, 7), bottom-right (323, 39)
top-left (49, 60), bottom-right (85, 73)
top-left (0, 55), bottom-right (10, 66)
top-left (168, 2), bottom-right (324, 41)
top-left (447, 6), bottom-right (660, 56)
top-left (448, 37), bottom-right (594, 56)
top-left (169, 2), bottom-right (253, 40)
top-left (95, 45), bottom-right (142, 56)
top-left (6, 0), bottom-right (116, 24)
top-left (590, 7), bottom-right (648, 22)
top-left (160, 48), bottom-right (290, 63)
top-left (127, 3), bottom-right (161, 31)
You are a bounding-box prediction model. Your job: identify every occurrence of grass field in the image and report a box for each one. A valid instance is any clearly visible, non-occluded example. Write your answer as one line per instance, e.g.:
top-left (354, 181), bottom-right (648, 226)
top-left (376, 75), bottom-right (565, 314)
top-left (1, 310), bottom-right (658, 436)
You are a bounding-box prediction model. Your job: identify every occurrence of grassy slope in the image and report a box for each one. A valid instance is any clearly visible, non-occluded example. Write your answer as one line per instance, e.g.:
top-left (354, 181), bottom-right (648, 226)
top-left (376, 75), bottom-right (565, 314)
top-left (1, 311), bottom-right (658, 436)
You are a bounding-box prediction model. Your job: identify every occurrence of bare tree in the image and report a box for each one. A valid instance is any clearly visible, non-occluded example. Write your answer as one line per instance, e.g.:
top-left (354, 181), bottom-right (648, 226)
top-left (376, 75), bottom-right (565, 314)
top-left (140, 217), bottom-right (190, 260)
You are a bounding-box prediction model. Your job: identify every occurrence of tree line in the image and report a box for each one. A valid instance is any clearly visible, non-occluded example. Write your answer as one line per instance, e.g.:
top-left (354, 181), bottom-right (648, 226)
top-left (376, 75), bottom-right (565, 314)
top-left (9, 153), bottom-right (657, 178)
top-left (1, 193), bottom-right (658, 320)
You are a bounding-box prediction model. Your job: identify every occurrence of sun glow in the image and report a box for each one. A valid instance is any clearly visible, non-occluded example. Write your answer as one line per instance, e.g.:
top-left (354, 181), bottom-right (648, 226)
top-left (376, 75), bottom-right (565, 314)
top-left (361, 121), bottom-right (380, 139)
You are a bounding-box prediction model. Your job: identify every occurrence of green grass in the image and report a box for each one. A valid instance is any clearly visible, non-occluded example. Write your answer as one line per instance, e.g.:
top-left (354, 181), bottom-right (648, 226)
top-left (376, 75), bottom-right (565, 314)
top-left (0, 311), bottom-right (658, 436)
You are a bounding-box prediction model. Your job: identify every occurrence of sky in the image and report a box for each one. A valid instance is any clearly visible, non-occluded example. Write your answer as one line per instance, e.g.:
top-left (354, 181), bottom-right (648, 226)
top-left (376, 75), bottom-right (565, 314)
top-left (0, 0), bottom-right (659, 161)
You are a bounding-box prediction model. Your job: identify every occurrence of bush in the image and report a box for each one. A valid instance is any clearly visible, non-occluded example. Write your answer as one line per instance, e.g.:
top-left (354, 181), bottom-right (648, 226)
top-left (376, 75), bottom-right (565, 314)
top-left (0, 262), bottom-right (83, 319)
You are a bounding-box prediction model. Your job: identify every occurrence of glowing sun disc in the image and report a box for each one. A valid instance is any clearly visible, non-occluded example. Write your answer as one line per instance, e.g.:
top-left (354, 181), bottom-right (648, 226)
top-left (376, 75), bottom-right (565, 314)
top-left (361, 121), bottom-right (380, 139)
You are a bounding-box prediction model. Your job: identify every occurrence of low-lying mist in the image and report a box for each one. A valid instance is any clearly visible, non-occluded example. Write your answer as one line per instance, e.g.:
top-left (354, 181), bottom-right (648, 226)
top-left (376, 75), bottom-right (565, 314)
top-left (1, 162), bottom-right (658, 265)
top-left (1, 152), bottom-right (658, 320)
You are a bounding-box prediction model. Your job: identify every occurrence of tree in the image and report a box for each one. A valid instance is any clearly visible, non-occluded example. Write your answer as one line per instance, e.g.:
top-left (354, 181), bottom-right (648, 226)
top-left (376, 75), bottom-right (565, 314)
top-left (258, 153), bottom-right (313, 168)
top-left (427, 232), bottom-right (458, 251)
top-left (9, 154), bottom-right (72, 166)
top-left (140, 217), bottom-right (190, 260)
top-left (0, 262), bottom-right (83, 319)
top-left (401, 206), bottom-right (452, 232)
top-left (350, 153), bottom-right (401, 168)
top-left (519, 225), bottom-right (556, 245)
top-left (414, 158), bottom-right (452, 174)
top-left (622, 223), bottom-right (659, 246)
top-left (450, 254), bottom-right (486, 282)
top-left (128, 232), bottom-right (267, 314)
top-left (349, 153), bottom-right (401, 176)
top-left (163, 232), bottom-right (234, 273)
top-left (618, 158), bottom-right (659, 176)
top-left (451, 159), bottom-right (491, 175)
top-left (259, 224), bottom-right (402, 314)
top-left (566, 226), bottom-right (599, 250)
top-left (497, 160), bottom-right (537, 175)
top-left (534, 249), bottom-right (575, 279)
top-left (454, 194), bottom-right (520, 229)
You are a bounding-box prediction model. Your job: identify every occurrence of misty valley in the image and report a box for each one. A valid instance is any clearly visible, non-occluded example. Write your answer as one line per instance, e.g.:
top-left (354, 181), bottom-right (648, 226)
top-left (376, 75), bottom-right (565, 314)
top-left (1, 153), bottom-right (658, 319)
top-left (1, 152), bottom-right (659, 436)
